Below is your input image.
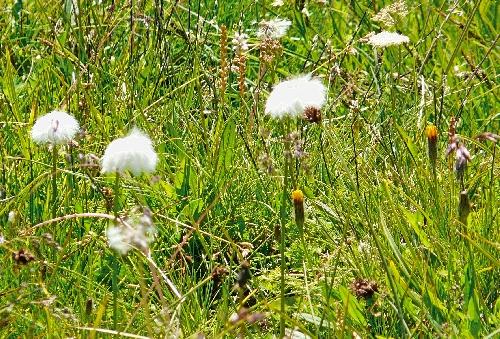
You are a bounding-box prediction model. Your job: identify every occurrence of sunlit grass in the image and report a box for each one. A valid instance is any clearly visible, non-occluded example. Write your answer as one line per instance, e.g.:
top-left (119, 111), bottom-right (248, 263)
top-left (0, 0), bottom-right (498, 337)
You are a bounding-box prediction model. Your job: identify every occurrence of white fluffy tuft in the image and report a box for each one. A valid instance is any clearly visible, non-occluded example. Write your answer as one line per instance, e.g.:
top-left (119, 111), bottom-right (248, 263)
top-left (101, 128), bottom-right (158, 176)
top-left (257, 18), bottom-right (291, 39)
top-left (31, 110), bottom-right (80, 145)
top-left (265, 74), bottom-right (326, 119)
top-left (367, 31), bottom-right (410, 48)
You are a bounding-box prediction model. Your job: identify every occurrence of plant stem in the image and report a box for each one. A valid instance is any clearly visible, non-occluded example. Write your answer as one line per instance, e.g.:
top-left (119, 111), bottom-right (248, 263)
top-left (112, 172), bottom-right (121, 328)
top-left (279, 119), bottom-right (291, 338)
top-left (51, 145), bottom-right (58, 218)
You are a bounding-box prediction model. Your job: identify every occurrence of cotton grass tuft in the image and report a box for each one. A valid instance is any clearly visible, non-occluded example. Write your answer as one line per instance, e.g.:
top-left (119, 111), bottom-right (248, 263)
top-left (265, 74), bottom-right (326, 119)
top-left (257, 18), bottom-right (291, 40)
top-left (101, 128), bottom-right (158, 176)
top-left (31, 110), bottom-right (80, 145)
top-left (366, 31), bottom-right (409, 48)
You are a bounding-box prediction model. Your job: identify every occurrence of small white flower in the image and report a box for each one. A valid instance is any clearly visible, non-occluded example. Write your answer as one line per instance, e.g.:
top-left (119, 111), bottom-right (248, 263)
top-left (31, 110), bottom-right (80, 145)
top-left (366, 31), bottom-right (410, 48)
top-left (8, 211), bottom-right (16, 224)
top-left (106, 211), bottom-right (155, 255)
top-left (301, 7), bottom-right (311, 17)
top-left (232, 32), bottom-right (249, 53)
top-left (257, 18), bottom-right (291, 40)
top-left (265, 74), bottom-right (326, 119)
top-left (101, 128), bottom-right (158, 176)
top-left (0, 234), bottom-right (5, 245)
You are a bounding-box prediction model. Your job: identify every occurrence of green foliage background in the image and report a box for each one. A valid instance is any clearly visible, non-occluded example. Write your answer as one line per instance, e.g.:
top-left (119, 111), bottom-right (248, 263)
top-left (0, 0), bottom-right (498, 337)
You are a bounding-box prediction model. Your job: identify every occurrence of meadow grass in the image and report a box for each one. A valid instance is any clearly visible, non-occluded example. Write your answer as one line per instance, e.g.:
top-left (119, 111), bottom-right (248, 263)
top-left (0, 0), bottom-right (498, 337)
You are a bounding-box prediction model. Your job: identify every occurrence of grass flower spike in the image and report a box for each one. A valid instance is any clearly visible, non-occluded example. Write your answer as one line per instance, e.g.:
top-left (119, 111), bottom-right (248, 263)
top-left (367, 31), bottom-right (410, 48)
top-left (102, 128), bottom-right (158, 176)
top-left (31, 110), bottom-right (80, 145)
top-left (265, 74), bottom-right (326, 119)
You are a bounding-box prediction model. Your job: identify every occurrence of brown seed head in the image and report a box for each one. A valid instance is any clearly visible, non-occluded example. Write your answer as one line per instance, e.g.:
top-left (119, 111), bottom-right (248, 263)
top-left (350, 278), bottom-right (378, 299)
top-left (13, 249), bottom-right (35, 265)
top-left (304, 106), bottom-right (322, 123)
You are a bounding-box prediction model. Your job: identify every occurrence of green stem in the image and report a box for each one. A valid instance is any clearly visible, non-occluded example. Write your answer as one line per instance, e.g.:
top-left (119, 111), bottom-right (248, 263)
top-left (51, 146), bottom-right (58, 218)
top-left (112, 172), bottom-right (121, 328)
top-left (279, 119), bottom-right (291, 338)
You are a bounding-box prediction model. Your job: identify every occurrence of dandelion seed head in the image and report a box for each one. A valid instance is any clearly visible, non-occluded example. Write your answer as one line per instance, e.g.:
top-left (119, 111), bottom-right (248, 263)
top-left (366, 31), bottom-right (409, 48)
top-left (265, 74), bottom-right (326, 119)
top-left (257, 18), bottom-right (291, 40)
top-left (101, 128), bottom-right (158, 176)
top-left (31, 110), bottom-right (80, 145)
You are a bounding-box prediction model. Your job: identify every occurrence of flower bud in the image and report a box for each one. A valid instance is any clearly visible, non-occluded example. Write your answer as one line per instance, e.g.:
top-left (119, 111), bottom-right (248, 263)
top-left (292, 189), bottom-right (305, 229)
top-left (426, 124), bottom-right (438, 171)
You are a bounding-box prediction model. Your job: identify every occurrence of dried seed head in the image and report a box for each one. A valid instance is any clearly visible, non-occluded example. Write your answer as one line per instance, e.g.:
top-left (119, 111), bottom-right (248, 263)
top-left (236, 260), bottom-right (251, 288)
top-left (13, 249), bottom-right (35, 265)
top-left (219, 25), bottom-right (229, 98)
top-left (211, 266), bottom-right (229, 283)
top-left (350, 278), bottom-right (378, 299)
top-left (475, 132), bottom-right (500, 143)
top-left (304, 106), bottom-right (322, 123)
top-left (259, 38), bottom-right (283, 64)
top-left (455, 144), bottom-right (471, 180)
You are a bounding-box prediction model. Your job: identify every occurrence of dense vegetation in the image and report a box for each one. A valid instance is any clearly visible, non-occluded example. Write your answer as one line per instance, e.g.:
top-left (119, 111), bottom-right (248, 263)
top-left (0, 0), bottom-right (498, 337)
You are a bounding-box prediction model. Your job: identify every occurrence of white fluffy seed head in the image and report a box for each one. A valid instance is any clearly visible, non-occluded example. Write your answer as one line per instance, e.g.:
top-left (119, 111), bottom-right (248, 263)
top-left (367, 31), bottom-right (410, 48)
top-left (101, 128), bottom-right (158, 176)
top-left (106, 211), bottom-right (155, 255)
top-left (257, 18), bottom-right (291, 39)
top-left (265, 74), bottom-right (326, 119)
top-left (31, 110), bottom-right (80, 145)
